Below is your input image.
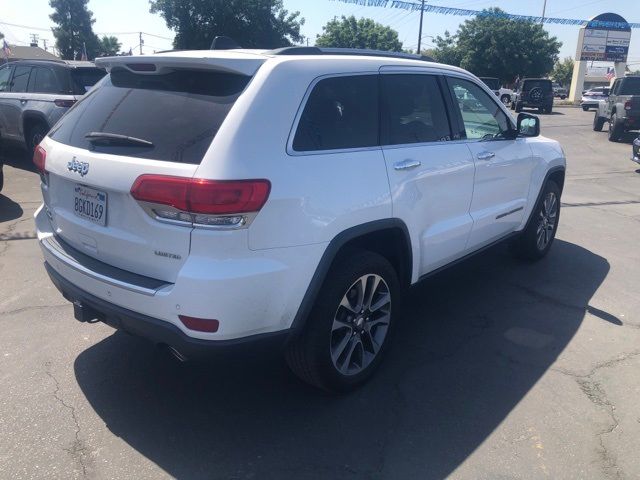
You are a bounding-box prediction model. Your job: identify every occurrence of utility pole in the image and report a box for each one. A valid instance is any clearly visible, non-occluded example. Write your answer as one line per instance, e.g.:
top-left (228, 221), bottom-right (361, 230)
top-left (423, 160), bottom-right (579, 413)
top-left (541, 0), bottom-right (547, 24)
top-left (139, 32), bottom-right (144, 55)
top-left (29, 33), bottom-right (39, 47)
top-left (43, 39), bottom-right (48, 51)
top-left (417, 0), bottom-right (425, 53)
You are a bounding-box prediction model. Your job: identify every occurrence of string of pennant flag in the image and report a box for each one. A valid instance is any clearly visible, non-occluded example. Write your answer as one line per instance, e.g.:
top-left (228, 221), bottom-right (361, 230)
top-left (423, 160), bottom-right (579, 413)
top-left (331, 0), bottom-right (640, 29)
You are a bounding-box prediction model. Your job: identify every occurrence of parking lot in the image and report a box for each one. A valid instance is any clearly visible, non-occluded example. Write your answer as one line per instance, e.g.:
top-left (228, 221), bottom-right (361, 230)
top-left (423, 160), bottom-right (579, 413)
top-left (1, 105), bottom-right (639, 479)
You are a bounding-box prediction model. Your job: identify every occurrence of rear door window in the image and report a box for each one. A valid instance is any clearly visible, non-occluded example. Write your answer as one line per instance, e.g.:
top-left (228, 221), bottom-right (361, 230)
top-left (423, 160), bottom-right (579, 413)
top-left (49, 68), bottom-right (251, 164)
top-left (381, 74), bottom-right (451, 145)
top-left (10, 66), bottom-right (32, 93)
top-left (31, 67), bottom-right (60, 94)
top-left (292, 75), bottom-right (379, 152)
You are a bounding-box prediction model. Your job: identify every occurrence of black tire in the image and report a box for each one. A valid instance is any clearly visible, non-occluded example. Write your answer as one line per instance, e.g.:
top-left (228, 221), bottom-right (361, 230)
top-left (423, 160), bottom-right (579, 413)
top-left (26, 123), bottom-right (48, 154)
top-left (582, 105), bottom-right (589, 111)
top-left (593, 112), bottom-right (605, 132)
top-left (512, 180), bottom-right (561, 261)
top-left (0, 166), bottom-right (3, 193)
top-left (285, 250), bottom-right (400, 392)
top-left (500, 94), bottom-right (511, 106)
top-left (608, 113), bottom-right (623, 142)
top-left (537, 107), bottom-right (544, 114)
top-left (544, 105), bottom-right (553, 114)
top-left (560, 95), bottom-right (566, 100)
top-left (515, 102), bottom-right (522, 113)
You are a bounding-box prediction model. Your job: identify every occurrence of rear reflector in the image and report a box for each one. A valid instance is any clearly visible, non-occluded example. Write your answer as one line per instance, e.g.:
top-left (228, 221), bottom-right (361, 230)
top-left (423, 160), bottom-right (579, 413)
top-left (33, 145), bottom-right (47, 174)
top-left (624, 101), bottom-right (632, 111)
top-left (54, 99), bottom-right (77, 108)
top-left (130, 175), bottom-right (271, 215)
top-left (179, 315), bottom-right (220, 333)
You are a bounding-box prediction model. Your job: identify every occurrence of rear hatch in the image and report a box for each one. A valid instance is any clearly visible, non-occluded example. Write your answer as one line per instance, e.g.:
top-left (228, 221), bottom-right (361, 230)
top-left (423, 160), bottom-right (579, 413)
top-left (42, 54), bottom-right (263, 283)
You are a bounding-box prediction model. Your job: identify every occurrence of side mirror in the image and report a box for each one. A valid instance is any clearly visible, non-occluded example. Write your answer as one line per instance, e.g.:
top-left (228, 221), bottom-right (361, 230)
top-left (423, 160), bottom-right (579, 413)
top-left (517, 113), bottom-right (540, 137)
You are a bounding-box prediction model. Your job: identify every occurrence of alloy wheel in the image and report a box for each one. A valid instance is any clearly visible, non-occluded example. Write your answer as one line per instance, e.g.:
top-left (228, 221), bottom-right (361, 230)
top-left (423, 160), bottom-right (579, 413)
top-left (536, 191), bottom-right (558, 250)
top-left (330, 274), bottom-right (391, 376)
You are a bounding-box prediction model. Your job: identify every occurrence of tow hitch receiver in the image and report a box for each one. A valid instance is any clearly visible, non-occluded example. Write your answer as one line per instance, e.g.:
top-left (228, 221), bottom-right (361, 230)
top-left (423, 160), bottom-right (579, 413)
top-left (73, 301), bottom-right (99, 323)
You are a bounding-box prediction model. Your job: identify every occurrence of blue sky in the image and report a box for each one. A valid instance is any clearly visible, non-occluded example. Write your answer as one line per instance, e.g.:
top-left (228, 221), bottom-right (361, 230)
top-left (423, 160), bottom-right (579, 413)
top-left (0, 0), bottom-right (638, 67)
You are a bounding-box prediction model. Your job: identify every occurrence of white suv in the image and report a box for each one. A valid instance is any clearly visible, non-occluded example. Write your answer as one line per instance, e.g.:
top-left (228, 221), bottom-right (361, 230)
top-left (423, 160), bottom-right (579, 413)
top-left (35, 47), bottom-right (566, 392)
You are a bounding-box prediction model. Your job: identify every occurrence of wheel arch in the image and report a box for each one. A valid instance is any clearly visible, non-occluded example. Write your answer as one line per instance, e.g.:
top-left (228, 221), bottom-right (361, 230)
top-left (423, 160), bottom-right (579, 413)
top-left (288, 219), bottom-right (412, 337)
top-left (523, 166), bottom-right (565, 231)
top-left (22, 112), bottom-right (50, 142)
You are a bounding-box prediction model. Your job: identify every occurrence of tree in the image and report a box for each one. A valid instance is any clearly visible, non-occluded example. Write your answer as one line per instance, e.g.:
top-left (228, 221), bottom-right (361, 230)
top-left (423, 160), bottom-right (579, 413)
top-left (50, 0), bottom-right (100, 60)
top-left (552, 58), bottom-right (574, 86)
top-left (149, 0), bottom-right (304, 50)
top-left (316, 16), bottom-right (402, 51)
top-left (426, 31), bottom-right (462, 66)
top-left (99, 36), bottom-right (121, 57)
top-left (432, 8), bottom-right (561, 83)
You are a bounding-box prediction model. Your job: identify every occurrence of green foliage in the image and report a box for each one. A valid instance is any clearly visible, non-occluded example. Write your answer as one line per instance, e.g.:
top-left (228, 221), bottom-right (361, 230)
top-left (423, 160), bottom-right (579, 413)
top-left (99, 36), bottom-right (121, 57)
top-left (552, 58), bottom-right (574, 86)
top-left (50, 0), bottom-right (100, 60)
top-left (432, 8), bottom-right (561, 82)
top-left (316, 16), bottom-right (402, 52)
top-left (149, 0), bottom-right (304, 50)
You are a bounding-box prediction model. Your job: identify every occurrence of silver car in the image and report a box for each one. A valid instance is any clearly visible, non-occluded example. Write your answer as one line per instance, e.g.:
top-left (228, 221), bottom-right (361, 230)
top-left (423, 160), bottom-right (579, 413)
top-left (581, 86), bottom-right (610, 111)
top-left (0, 59), bottom-right (105, 153)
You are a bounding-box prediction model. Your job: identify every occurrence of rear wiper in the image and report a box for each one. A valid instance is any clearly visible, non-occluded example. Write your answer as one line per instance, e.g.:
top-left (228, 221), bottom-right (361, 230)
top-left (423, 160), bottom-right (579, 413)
top-left (85, 132), bottom-right (153, 147)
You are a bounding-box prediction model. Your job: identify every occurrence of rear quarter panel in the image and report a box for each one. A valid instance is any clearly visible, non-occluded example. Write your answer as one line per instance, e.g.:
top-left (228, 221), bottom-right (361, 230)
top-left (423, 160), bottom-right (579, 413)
top-left (193, 58), bottom-right (393, 251)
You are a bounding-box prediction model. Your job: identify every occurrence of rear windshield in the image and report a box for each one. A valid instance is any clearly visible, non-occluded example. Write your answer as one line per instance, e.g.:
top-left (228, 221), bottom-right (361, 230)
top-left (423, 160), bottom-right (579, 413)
top-left (523, 80), bottom-right (551, 91)
top-left (620, 78), bottom-right (640, 95)
top-left (480, 78), bottom-right (500, 90)
top-left (49, 68), bottom-right (250, 164)
top-left (71, 67), bottom-right (106, 94)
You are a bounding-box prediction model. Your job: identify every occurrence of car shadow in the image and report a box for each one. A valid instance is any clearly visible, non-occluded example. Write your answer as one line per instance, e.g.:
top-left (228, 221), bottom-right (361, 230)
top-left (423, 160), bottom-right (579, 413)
top-left (0, 194), bottom-right (24, 223)
top-left (0, 144), bottom-right (36, 173)
top-left (74, 239), bottom-right (609, 479)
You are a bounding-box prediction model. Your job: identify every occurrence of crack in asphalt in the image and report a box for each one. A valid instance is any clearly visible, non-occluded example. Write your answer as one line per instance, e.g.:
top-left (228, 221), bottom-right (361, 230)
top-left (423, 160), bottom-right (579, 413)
top-left (44, 363), bottom-right (89, 479)
top-left (0, 216), bottom-right (35, 256)
top-left (553, 351), bottom-right (640, 480)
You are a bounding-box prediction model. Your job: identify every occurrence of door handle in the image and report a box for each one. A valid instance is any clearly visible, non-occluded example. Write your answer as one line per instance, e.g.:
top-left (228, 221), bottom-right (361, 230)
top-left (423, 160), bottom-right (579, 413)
top-left (20, 99), bottom-right (27, 105)
top-left (394, 159), bottom-right (421, 171)
top-left (476, 151), bottom-right (495, 161)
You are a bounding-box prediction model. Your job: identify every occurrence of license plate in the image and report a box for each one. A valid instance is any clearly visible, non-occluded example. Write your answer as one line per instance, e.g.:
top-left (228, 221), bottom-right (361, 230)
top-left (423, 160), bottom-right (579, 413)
top-left (73, 184), bottom-right (107, 226)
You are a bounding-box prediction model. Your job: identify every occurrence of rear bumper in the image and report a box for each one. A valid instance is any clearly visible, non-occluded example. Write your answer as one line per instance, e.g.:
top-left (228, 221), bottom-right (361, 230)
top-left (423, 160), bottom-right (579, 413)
top-left (45, 263), bottom-right (290, 358)
top-left (35, 204), bottom-right (326, 343)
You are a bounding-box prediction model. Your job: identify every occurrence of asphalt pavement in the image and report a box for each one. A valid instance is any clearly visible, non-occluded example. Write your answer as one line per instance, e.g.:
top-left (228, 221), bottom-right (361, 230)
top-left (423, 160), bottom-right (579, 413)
top-left (1, 106), bottom-right (639, 479)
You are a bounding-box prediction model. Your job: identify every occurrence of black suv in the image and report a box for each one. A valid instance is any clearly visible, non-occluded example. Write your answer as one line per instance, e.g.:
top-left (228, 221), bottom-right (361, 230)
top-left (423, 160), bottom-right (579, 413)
top-left (513, 78), bottom-right (554, 114)
top-left (0, 60), bottom-right (105, 153)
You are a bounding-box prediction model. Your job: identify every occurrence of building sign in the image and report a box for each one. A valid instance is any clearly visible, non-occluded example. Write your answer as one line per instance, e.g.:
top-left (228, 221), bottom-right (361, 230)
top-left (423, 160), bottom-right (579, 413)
top-left (577, 13), bottom-right (631, 62)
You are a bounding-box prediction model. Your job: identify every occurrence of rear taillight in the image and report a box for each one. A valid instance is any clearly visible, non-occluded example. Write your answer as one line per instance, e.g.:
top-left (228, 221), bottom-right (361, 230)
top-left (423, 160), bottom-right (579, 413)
top-left (625, 101), bottom-right (632, 110)
top-left (33, 145), bottom-right (46, 174)
top-left (54, 99), bottom-right (77, 108)
top-left (130, 175), bottom-right (271, 228)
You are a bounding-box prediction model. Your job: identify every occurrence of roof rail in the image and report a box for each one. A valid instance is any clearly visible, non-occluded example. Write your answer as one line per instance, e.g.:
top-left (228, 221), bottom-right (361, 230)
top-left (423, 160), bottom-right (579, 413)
top-left (12, 58), bottom-right (66, 64)
top-left (267, 46), bottom-right (435, 62)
